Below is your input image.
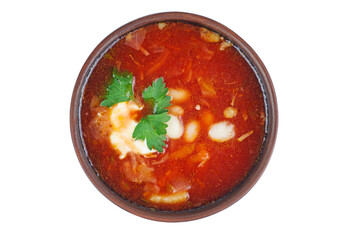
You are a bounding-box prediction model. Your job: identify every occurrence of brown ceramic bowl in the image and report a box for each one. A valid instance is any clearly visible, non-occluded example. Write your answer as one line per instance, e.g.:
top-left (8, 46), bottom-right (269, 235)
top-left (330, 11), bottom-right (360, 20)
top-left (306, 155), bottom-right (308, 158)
top-left (70, 12), bottom-right (278, 222)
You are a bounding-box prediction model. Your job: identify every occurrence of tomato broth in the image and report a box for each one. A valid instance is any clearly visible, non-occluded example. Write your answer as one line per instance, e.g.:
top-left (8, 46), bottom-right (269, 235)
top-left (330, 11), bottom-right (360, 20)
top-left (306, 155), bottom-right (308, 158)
top-left (80, 22), bottom-right (266, 211)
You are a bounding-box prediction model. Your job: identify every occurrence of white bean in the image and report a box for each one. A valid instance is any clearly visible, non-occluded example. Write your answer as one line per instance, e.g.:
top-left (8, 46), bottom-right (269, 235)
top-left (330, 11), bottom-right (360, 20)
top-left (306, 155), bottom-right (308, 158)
top-left (166, 114), bottom-right (184, 139)
top-left (184, 120), bottom-right (200, 142)
top-left (224, 106), bottom-right (238, 118)
top-left (168, 88), bottom-right (190, 103)
top-left (208, 121), bottom-right (235, 142)
top-left (169, 105), bottom-right (184, 116)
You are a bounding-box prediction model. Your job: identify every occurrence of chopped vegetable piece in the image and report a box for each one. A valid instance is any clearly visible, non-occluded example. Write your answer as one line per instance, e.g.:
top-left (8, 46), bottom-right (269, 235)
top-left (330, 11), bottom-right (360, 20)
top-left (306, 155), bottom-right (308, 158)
top-left (147, 191), bottom-right (189, 204)
top-left (230, 89), bottom-right (237, 106)
top-left (168, 178), bottom-right (191, 193)
top-left (146, 50), bottom-right (170, 75)
top-left (129, 54), bottom-right (140, 65)
top-left (183, 59), bottom-right (193, 82)
top-left (169, 143), bottom-right (196, 160)
top-left (219, 41), bottom-right (232, 51)
top-left (260, 111), bottom-right (266, 125)
top-left (125, 28), bottom-right (147, 51)
top-left (189, 143), bottom-right (210, 167)
top-left (237, 130), bottom-right (254, 142)
top-left (122, 159), bottom-right (156, 183)
top-left (139, 46), bottom-right (150, 56)
top-left (158, 22), bottom-right (167, 30)
top-left (200, 27), bottom-right (220, 42)
top-left (199, 45), bottom-right (215, 60)
top-left (242, 111), bottom-right (248, 121)
top-left (197, 77), bottom-right (217, 97)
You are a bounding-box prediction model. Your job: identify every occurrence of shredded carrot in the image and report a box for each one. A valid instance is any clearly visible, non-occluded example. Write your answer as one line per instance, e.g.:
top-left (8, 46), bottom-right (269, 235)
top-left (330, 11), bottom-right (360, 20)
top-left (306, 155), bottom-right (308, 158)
top-left (139, 46), bottom-right (150, 56)
top-left (231, 89), bottom-right (237, 106)
top-left (198, 159), bottom-right (208, 168)
top-left (199, 98), bottom-right (210, 108)
top-left (129, 54), bottom-right (140, 65)
top-left (169, 143), bottom-right (196, 160)
top-left (183, 59), bottom-right (193, 82)
top-left (237, 130), bottom-right (254, 142)
top-left (164, 44), bottom-right (182, 51)
top-left (146, 50), bottom-right (170, 75)
top-left (188, 143), bottom-right (210, 167)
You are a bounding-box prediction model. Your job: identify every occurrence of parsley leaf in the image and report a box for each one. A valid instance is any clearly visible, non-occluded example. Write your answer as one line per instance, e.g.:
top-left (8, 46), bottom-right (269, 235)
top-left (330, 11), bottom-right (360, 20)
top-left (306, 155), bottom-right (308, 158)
top-left (133, 78), bottom-right (171, 152)
top-left (132, 112), bottom-right (170, 152)
top-left (100, 68), bottom-right (134, 107)
top-left (142, 77), bottom-right (171, 114)
top-left (100, 69), bottom-right (171, 153)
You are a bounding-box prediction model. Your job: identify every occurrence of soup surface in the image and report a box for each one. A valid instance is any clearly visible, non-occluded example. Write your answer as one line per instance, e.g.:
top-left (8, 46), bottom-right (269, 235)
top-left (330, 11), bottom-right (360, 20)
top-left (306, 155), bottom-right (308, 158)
top-left (80, 22), bottom-right (266, 211)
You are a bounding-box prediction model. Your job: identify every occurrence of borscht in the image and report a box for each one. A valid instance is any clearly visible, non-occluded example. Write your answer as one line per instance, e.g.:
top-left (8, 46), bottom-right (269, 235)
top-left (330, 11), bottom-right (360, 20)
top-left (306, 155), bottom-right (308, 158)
top-left (79, 21), bottom-right (267, 211)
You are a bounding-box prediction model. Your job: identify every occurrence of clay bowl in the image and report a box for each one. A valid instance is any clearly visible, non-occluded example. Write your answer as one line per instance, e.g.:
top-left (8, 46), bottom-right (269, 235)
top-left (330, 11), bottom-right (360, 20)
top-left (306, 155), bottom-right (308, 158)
top-left (70, 12), bottom-right (278, 222)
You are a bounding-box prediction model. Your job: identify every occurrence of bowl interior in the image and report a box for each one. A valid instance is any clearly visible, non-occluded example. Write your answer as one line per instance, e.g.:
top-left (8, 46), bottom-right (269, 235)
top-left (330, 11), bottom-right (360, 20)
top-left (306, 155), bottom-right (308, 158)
top-left (70, 12), bottom-right (277, 222)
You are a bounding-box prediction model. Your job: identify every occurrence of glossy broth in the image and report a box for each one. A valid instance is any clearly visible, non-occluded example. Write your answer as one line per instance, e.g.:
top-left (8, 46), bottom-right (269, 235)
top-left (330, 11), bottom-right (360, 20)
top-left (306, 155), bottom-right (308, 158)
top-left (80, 22), bottom-right (266, 211)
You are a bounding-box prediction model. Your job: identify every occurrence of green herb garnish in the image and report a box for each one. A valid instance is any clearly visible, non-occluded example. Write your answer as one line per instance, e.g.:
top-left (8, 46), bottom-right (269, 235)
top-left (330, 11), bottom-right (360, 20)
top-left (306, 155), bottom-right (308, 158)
top-left (101, 69), bottom-right (171, 152)
top-left (132, 112), bottom-right (170, 152)
top-left (133, 78), bottom-right (171, 152)
top-left (142, 77), bottom-right (172, 114)
top-left (100, 68), bottom-right (134, 107)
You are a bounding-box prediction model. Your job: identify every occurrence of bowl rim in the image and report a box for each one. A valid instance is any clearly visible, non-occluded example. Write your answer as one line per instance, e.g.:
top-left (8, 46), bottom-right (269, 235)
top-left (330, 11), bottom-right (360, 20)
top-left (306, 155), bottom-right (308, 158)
top-left (70, 11), bottom-right (278, 222)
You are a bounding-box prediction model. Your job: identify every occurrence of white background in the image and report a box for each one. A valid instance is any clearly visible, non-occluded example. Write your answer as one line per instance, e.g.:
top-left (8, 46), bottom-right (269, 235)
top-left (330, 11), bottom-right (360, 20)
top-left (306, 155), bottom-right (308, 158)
top-left (1, 0), bottom-right (359, 239)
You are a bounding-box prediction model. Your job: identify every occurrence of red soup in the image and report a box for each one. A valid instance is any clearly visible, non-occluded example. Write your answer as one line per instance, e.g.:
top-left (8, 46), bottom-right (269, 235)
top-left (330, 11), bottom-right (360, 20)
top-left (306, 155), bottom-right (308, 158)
top-left (80, 22), bottom-right (266, 211)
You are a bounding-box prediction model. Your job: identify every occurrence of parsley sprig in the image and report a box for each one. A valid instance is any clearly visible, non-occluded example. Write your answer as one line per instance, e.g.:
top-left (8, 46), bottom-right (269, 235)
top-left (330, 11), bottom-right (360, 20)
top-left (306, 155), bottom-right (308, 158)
top-left (132, 112), bottom-right (170, 152)
top-left (142, 77), bottom-right (172, 114)
top-left (133, 78), bottom-right (171, 152)
top-left (100, 68), bottom-right (134, 107)
top-left (101, 68), bottom-right (171, 152)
